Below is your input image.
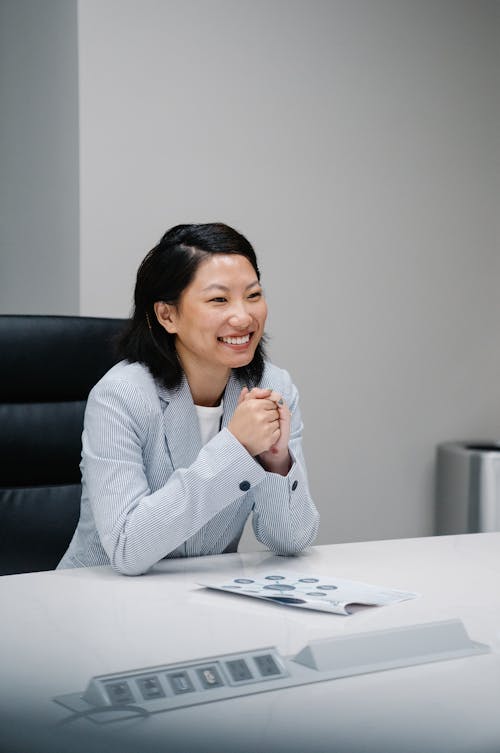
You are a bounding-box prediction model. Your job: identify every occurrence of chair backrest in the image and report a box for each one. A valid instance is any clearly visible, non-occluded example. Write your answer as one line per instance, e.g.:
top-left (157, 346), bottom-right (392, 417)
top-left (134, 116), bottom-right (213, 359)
top-left (0, 315), bottom-right (127, 575)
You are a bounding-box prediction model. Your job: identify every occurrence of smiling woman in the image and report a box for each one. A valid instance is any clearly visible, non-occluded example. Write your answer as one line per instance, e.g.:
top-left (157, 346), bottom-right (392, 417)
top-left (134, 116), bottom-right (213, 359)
top-left (58, 223), bottom-right (319, 575)
top-left (153, 253), bottom-right (267, 407)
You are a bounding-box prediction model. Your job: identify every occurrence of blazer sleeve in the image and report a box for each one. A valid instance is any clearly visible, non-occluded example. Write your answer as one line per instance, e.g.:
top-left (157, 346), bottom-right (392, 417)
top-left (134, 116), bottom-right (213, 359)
top-left (250, 375), bottom-right (320, 554)
top-left (83, 378), bottom-right (268, 575)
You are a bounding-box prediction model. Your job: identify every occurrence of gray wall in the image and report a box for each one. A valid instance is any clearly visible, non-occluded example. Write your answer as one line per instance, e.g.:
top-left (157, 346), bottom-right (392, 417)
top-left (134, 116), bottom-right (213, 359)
top-left (0, 0), bottom-right (79, 314)
top-left (77, 0), bottom-right (500, 546)
top-left (2, 0), bottom-right (499, 547)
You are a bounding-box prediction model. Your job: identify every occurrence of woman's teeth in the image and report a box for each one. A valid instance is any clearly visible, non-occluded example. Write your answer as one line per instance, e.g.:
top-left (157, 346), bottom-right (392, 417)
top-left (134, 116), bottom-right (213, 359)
top-left (219, 334), bottom-right (250, 345)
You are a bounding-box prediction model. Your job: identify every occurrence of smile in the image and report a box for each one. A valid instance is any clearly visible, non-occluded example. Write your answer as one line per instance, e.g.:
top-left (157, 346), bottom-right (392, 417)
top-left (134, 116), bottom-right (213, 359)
top-left (218, 334), bottom-right (251, 345)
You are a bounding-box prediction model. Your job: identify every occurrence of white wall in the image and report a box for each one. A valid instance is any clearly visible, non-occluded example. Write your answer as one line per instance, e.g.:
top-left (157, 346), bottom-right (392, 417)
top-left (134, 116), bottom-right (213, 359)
top-left (0, 0), bottom-right (79, 314)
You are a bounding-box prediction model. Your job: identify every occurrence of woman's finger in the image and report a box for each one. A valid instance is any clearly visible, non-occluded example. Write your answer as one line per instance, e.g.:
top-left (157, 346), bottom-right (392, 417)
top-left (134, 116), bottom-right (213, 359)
top-left (237, 386), bottom-right (249, 405)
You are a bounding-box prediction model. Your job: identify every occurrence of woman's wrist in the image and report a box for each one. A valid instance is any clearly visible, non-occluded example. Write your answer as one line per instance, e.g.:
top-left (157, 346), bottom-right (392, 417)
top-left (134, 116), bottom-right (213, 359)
top-left (258, 449), bottom-right (292, 476)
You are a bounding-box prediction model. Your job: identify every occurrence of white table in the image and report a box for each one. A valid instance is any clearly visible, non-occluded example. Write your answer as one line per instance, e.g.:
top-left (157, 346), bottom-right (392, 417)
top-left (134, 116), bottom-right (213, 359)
top-left (1, 533), bottom-right (500, 753)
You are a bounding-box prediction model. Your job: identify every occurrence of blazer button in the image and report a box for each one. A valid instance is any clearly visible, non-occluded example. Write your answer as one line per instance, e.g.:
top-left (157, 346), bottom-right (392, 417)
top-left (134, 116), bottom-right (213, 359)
top-left (292, 480), bottom-right (298, 491)
top-left (239, 480), bottom-right (251, 492)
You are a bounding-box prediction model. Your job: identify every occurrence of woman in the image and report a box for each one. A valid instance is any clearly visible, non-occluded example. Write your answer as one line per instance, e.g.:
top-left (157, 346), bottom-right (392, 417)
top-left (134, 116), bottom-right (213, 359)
top-left (58, 223), bottom-right (319, 575)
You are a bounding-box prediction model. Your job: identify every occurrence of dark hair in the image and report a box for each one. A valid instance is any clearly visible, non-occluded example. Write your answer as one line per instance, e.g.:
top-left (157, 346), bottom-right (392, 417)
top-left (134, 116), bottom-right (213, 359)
top-left (117, 223), bottom-right (267, 389)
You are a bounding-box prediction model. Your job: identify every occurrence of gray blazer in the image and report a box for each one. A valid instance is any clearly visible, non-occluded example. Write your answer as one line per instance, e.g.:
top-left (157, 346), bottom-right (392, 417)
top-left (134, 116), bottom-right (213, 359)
top-left (58, 360), bottom-right (319, 575)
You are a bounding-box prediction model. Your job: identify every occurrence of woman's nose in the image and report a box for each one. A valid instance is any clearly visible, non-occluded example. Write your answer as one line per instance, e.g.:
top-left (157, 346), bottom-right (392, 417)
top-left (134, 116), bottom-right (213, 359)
top-left (228, 303), bottom-right (252, 328)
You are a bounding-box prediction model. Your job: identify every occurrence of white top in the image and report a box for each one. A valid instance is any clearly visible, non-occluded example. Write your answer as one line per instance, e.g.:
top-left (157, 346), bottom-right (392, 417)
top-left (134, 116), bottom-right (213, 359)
top-left (195, 401), bottom-right (224, 446)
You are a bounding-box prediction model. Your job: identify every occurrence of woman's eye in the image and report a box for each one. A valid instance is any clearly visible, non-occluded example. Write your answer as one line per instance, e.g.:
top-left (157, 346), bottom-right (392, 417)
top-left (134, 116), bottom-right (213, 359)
top-left (210, 297), bottom-right (227, 303)
top-left (248, 291), bottom-right (262, 299)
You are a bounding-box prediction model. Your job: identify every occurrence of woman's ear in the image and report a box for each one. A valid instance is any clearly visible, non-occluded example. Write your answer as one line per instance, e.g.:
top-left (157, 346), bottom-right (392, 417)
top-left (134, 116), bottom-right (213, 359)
top-left (154, 301), bottom-right (178, 334)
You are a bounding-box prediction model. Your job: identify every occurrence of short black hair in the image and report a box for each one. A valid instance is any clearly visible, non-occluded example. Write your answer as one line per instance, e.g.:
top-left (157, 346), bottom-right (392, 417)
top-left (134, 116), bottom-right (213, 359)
top-left (117, 223), bottom-right (266, 389)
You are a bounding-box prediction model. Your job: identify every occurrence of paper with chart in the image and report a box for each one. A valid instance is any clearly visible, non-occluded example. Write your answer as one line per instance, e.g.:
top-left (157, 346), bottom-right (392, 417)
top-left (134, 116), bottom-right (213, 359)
top-left (200, 572), bottom-right (419, 615)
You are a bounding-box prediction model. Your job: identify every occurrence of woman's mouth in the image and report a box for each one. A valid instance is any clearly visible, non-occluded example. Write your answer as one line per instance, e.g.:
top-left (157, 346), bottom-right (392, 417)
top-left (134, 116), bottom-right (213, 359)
top-left (218, 333), bottom-right (252, 345)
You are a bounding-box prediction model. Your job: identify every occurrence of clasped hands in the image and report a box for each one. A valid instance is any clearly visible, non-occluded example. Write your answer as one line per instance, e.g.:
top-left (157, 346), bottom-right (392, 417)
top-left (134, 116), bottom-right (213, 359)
top-left (228, 387), bottom-right (292, 475)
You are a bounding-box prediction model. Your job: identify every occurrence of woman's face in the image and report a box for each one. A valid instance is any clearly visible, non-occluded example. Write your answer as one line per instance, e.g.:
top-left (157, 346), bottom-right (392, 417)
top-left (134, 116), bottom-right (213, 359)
top-left (155, 253), bottom-right (267, 379)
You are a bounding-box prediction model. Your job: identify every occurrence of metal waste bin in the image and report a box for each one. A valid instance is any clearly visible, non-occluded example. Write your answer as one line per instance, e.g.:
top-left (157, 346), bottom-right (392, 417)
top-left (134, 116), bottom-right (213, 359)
top-left (436, 441), bottom-right (500, 534)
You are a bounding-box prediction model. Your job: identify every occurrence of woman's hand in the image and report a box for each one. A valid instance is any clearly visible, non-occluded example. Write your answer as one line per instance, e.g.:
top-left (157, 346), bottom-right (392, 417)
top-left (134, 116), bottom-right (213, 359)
top-left (227, 388), bottom-right (280, 457)
top-left (228, 387), bottom-right (292, 475)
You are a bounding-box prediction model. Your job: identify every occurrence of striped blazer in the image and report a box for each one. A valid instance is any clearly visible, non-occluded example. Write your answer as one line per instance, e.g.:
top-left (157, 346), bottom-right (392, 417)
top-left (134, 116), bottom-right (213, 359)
top-left (58, 360), bottom-right (320, 575)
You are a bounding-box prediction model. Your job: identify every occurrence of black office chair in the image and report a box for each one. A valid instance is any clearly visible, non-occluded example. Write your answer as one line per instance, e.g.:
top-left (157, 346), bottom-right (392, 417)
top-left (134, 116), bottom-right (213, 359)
top-left (0, 315), bottom-right (127, 575)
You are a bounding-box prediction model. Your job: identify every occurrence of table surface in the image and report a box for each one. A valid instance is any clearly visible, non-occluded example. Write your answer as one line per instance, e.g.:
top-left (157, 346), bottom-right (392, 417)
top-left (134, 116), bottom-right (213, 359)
top-left (1, 532), bottom-right (500, 753)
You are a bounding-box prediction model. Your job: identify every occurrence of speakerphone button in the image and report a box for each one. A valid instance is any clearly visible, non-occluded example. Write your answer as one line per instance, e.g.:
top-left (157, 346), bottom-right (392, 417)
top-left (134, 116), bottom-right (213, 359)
top-left (226, 659), bottom-right (253, 682)
top-left (137, 675), bottom-right (165, 700)
top-left (105, 681), bottom-right (134, 704)
top-left (254, 654), bottom-right (282, 677)
top-left (167, 671), bottom-right (195, 694)
top-left (196, 665), bottom-right (225, 689)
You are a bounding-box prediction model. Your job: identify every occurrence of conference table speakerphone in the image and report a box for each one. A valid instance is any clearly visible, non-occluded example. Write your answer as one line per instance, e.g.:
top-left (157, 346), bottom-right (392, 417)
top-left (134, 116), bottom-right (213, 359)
top-left (54, 619), bottom-right (489, 724)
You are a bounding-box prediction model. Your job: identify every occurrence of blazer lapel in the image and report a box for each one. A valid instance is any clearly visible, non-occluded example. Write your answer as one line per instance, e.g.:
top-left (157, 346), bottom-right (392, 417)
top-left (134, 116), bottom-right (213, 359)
top-left (159, 370), bottom-right (244, 470)
top-left (157, 370), bottom-right (244, 555)
top-left (159, 375), bottom-right (201, 470)
top-left (221, 371), bottom-right (244, 429)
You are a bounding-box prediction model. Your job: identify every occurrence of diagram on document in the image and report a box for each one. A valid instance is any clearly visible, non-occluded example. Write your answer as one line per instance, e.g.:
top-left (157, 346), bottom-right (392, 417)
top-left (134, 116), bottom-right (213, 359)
top-left (199, 572), bottom-right (419, 615)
